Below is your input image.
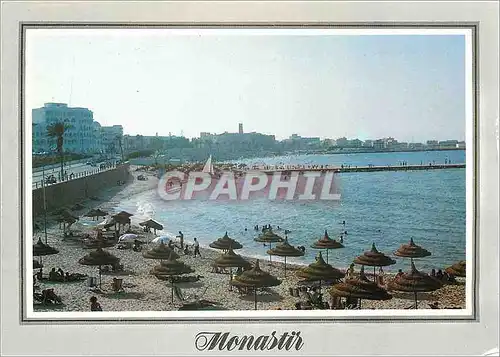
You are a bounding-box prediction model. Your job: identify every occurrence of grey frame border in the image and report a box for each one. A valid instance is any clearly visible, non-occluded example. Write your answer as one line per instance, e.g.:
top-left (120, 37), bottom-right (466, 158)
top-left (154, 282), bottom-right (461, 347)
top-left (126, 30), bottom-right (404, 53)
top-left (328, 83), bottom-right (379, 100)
top-left (19, 22), bottom-right (478, 324)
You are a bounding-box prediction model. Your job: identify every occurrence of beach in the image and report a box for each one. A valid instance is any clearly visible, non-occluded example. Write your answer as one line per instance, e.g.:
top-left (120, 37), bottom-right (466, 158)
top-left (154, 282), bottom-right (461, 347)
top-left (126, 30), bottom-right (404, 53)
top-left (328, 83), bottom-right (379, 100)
top-left (32, 168), bottom-right (466, 312)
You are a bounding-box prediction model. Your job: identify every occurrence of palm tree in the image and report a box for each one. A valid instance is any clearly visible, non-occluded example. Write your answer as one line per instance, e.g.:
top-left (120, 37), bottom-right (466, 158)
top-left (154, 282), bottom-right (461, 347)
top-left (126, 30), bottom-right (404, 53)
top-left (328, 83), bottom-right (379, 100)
top-left (46, 122), bottom-right (67, 180)
top-left (116, 134), bottom-right (124, 162)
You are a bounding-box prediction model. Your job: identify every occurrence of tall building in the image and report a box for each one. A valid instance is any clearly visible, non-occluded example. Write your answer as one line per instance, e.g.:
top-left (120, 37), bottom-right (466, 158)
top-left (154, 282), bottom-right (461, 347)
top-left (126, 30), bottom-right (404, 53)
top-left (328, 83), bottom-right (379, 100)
top-left (101, 125), bottom-right (124, 155)
top-left (32, 103), bottom-right (100, 154)
top-left (238, 123), bottom-right (244, 134)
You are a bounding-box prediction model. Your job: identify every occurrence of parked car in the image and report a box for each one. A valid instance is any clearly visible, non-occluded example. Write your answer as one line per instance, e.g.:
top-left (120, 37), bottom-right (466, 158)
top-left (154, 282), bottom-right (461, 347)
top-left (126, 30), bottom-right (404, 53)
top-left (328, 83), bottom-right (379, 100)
top-left (45, 175), bottom-right (57, 184)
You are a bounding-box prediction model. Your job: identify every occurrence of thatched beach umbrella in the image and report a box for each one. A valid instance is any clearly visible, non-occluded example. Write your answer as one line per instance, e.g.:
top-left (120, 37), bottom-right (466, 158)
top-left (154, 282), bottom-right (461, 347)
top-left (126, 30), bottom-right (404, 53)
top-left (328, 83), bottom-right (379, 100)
top-left (33, 238), bottom-right (59, 273)
top-left (394, 238), bottom-right (431, 260)
top-left (142, 242), bottom-right (179, 261)
top-left (329, 269), bottom-right (392, 308)
top-left (297, 252), bottom-right (345, 290)
top-left (311, 230), bottom-right (344, 264)
top-left (78, 248), bottom-right (120, 289)
top-left (354, 243), bottom-right (396, 282)
top-left (139, 219), bottom-right (164, 234)
top-left (213, 247), bottom-right (251, 289)
top-left (267, 236), bottom-right (304, 277)
top-left (114, 210), bottom-right (133, 218)
top-left (209, 232), bottom-right (243, 251)
top-left (112, 211), bottom-right (133, 232)
top-left (33, 238), bottom-right (59, 257)
top-left (231, 260), bottom-right (282, 310)
top-left (57, 210), bottom-right (78, 231)
top-left (85, 208), bottom-right (108, 221)
top-left (388, 261), bottom-right (443, 309)
top-left (445, 260), bottom-right (466, 277)
top-left (254, 229), bottom-right (284, 263)
top-left (151, 251), bottom-right (195, 303)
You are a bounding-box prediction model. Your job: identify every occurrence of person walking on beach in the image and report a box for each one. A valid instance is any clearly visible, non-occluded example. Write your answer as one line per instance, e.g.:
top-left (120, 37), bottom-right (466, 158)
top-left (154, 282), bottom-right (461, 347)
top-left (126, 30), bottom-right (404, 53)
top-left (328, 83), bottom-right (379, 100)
top-left (178, 231), bottom-right (184, 249)
top-left (193, 238), bottom-right (201, 257)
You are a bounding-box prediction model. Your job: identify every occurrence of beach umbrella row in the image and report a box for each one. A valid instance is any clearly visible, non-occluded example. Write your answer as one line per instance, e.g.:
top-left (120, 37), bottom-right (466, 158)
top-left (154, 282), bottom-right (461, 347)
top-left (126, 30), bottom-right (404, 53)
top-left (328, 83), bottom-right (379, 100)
top-left (254, 229), bottom-right (284, 263)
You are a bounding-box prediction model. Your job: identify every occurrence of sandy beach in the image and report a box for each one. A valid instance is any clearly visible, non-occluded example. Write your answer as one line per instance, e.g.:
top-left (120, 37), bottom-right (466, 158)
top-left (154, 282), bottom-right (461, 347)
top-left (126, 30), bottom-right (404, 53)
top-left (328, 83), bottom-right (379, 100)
top-left (32, 168), bottom-right (466, 312)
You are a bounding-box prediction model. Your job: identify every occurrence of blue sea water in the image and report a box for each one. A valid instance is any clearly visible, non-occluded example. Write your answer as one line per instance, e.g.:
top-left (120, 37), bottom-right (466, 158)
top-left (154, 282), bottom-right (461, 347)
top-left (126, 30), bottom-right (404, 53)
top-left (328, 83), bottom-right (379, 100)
top-left (116, 150), bottom-right (466, 272)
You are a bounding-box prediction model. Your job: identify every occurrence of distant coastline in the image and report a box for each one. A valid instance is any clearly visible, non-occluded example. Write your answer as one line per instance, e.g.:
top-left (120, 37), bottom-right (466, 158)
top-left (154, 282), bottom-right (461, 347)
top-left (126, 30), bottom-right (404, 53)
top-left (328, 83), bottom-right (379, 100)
top-left (282, 147), bottom-right (465, 157)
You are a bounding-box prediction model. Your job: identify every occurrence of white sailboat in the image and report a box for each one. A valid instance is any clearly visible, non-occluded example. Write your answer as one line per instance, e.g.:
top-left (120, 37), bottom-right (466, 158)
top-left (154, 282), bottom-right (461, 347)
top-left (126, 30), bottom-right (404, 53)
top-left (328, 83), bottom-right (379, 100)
top-left (202, 155), bottom-right (215, 175)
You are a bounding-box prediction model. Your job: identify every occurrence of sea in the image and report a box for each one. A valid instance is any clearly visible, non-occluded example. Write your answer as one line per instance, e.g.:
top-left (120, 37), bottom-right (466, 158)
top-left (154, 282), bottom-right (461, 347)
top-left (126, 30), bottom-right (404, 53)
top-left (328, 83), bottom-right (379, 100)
top-left (114, 149), bottom-right (466, 272)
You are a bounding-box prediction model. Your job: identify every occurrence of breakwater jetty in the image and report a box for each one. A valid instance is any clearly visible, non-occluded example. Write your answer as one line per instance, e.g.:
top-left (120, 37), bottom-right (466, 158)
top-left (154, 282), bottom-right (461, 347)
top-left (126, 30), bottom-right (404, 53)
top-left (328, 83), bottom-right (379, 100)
top-left (257, 163), bottom-right (465, 174)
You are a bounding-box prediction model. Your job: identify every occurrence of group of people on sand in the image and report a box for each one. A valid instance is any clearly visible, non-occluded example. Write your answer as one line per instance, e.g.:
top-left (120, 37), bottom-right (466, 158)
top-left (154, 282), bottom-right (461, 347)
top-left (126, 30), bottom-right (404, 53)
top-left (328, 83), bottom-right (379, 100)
top-left (45, 267), bottom-right (84, 282)
top-left (167, 231), bottom-right (201, 258)
top-left (394, 267), bottom-right (457, 284)
top-left (431, 268), bottom-right (457, 283)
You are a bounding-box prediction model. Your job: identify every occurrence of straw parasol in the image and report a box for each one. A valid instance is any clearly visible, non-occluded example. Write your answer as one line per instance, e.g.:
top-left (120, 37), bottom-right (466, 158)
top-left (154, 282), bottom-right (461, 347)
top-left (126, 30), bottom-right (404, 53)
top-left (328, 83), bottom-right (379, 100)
top-left (394, 238), bottom-right (431, 260)
top-left (297, 252), bottom-right (345, 289)
top-left (150, 251), bottom-right (195, 303)
top-left (329, 268), bottom-right (392, 308)
top-left (311, 230), bottom-right (344, 264)
top-left (113, 210), bottom-right (133, 218)
top-left (388, 261), bottom-right (443, 309)
top-left (56, 210), bottom-right (78, 230)
top-left (142, 242), bottom-right (179, 261)
top-left (354, 243), bottom-right (396, 282)
top-left (112, 211), bottom-right (133, 231)
top-left (85, 208), bottom-right (108, 221)
top-left (231, 260), bottom-right (282, 310)
top-left (213, 247), bottom-right (251, 289)
top-left (445, 260), bottom-right (466, 277)
top-left (209, 232), bottom-right (243, 251)
top-left (78, 248), bottom-right (120, 288)
top-left (33, 238), bottom-right (59, 273)
top-left (33, 238), bottom-right (59, 256)
top-left (139, 219), bottom-right (164, 234)
top-left (267, 236), bottom-right (304, 277)
top-left (254, 229), bottom-right (284, 263)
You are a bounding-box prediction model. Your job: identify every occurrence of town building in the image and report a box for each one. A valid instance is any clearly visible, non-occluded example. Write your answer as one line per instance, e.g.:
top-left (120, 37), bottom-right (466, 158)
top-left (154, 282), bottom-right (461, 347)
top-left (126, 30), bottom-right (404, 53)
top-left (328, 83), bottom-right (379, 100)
top-left (32, 103), bottom-right (100, 154)
top-left (101, 125), bottom-right (124, 155)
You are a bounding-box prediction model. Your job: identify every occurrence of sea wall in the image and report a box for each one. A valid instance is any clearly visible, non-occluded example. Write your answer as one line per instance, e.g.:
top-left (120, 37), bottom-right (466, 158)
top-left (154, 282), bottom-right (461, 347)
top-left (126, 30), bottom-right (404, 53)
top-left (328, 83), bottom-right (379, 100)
top-left (32, 164), bottom-right (131, 217)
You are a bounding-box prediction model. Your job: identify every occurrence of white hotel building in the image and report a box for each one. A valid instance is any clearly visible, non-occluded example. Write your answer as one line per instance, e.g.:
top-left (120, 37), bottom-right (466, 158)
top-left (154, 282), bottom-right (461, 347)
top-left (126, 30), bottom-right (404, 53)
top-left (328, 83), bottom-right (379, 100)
top-left (32, 103), bottom-right (122, 155)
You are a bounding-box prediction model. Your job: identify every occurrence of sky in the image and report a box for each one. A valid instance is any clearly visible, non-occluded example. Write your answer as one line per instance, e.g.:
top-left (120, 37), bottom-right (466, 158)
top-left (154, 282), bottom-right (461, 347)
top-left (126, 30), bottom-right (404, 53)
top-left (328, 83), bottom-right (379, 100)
top-left (25, 29), bottom-right (467, 142)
